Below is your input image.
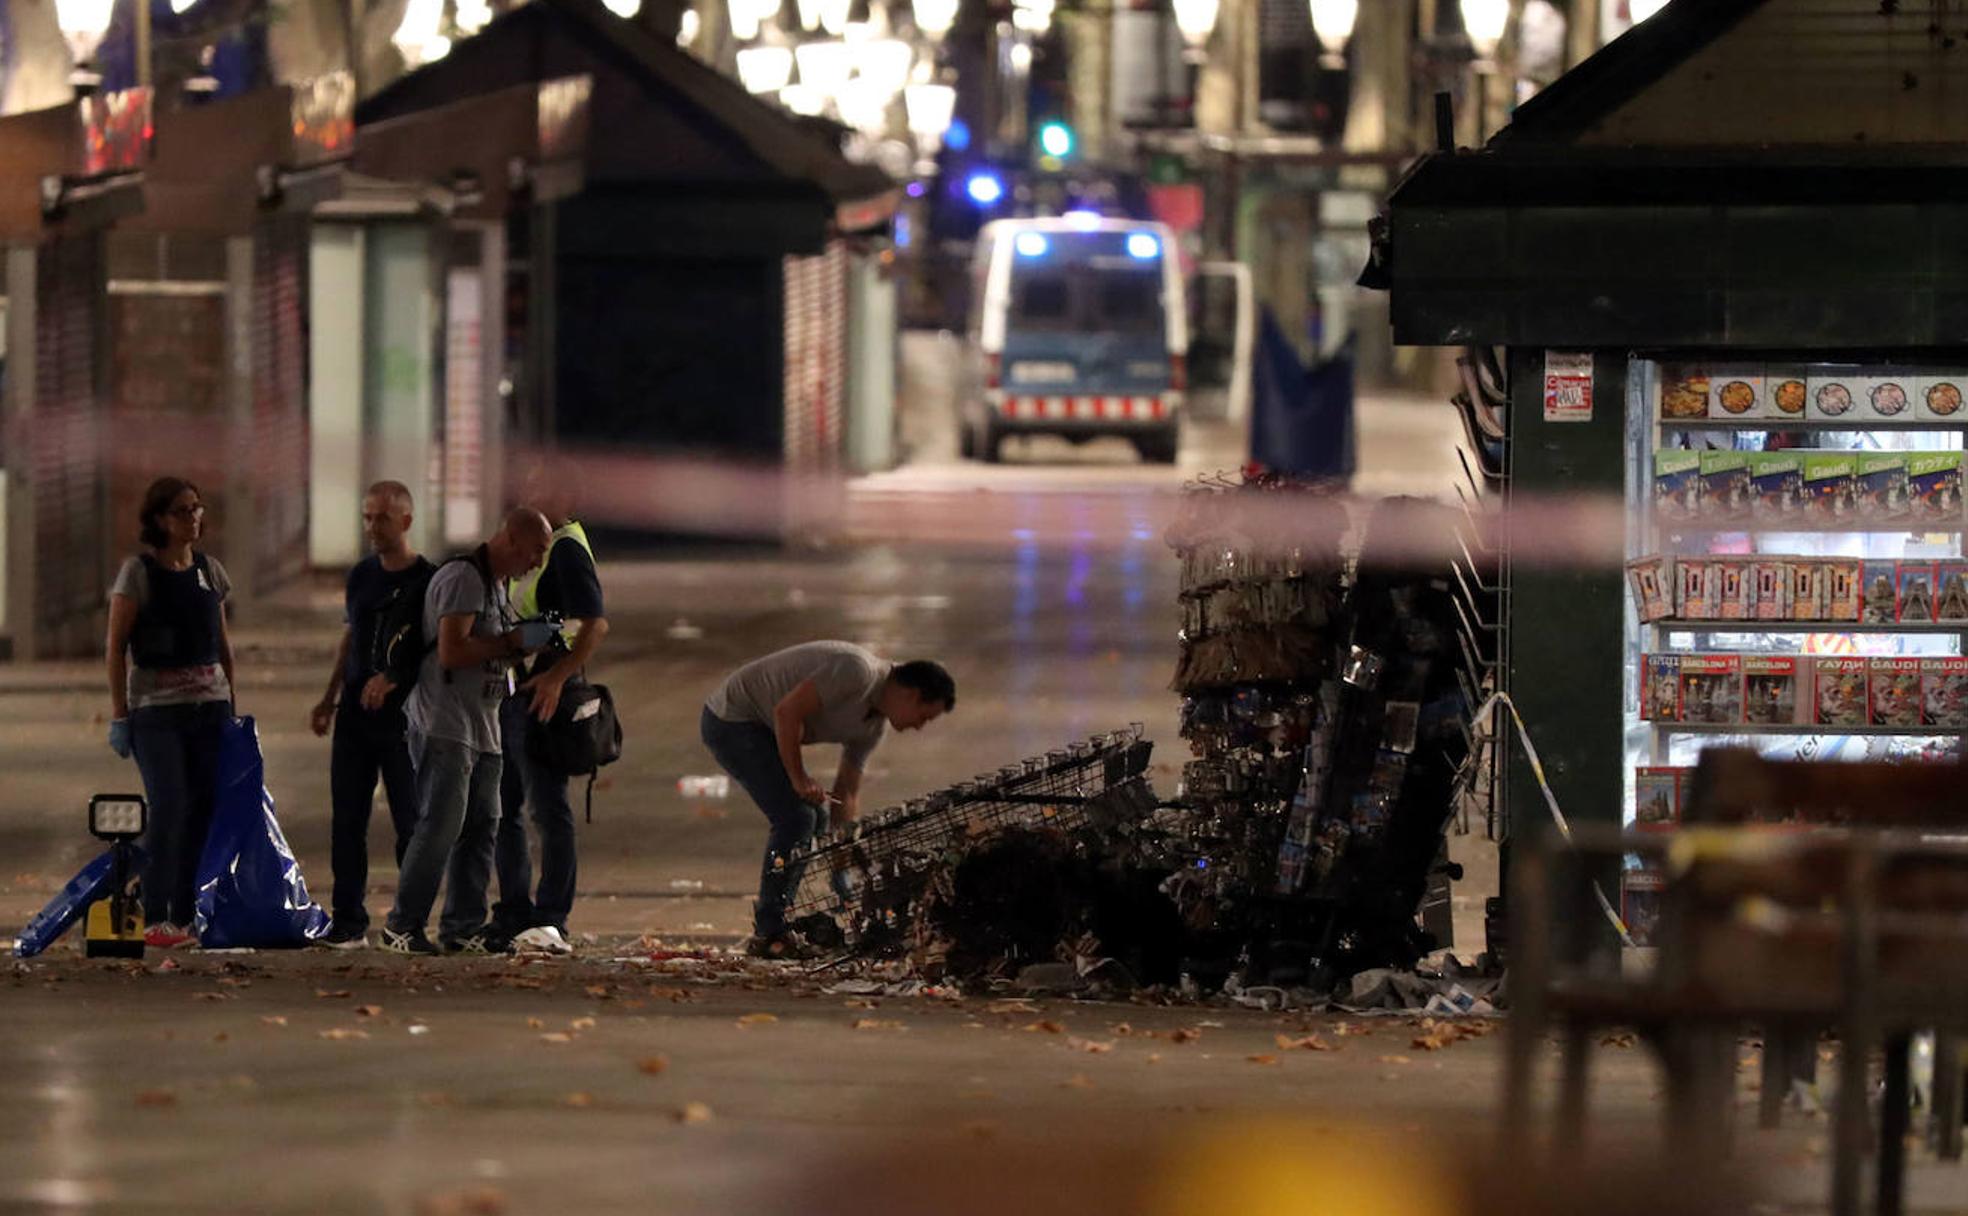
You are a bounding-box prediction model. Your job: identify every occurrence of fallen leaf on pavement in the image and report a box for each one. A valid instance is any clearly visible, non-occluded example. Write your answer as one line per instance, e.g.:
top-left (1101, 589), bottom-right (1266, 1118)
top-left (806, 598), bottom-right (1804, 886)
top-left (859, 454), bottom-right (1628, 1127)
top-left (736, 1013), bottom-right (778, 1027)
top-left (648, 987), bottom-right (694, 1002)
top-left (677, 1101), bottom-right (715, 1124)
top-left (988, 1000), bottom-right (1040, 1015)
top-left (1276, 1033), bottom-right (1336, 1052)
top-left (637, 1056), bottom-right (669, 1076)
top-left (1023, 1020), bottom-right (1066, 1035)
top-left (1169, 1027), bottom-right (1203, 1044)
top-left (260, 1015), bottom-right (288, 1027)
top-left (1247, 1054), bottom-right (1280, 1066)
top-left (1378, 1054), bottom-right (1413, 1066)
top-left (1332, 1021), bottom-right (1370, 1037)
top-left (315, 989), bottom-right (352, 999)
top-left (584, 985), bottom-right (610, 998)
top-left (1062, 1074), bottom-right (1094, 1089)
top-left (191, 992), bottom-right (228, 1002)
top-left (1110, 1023), bottom-right (1134, 1037)
top-left (526, 1018), bottom-right (546, 1029)
top-left (1069, 1037), bottom-right (1115, 1054)
top-left (562, 1092), bottom-right (594, 1108)
top-left (853, 1019), bottom-right (905, 1031)
top-left (135, 1089), bottom-right (177, 1107)
top-left (569, 1017), bottom-right (597, 1031)
top-left (1146, 1053), bottom-right (1163, 1065)
top-left (212, 1032), bottom-right (229, 1044)
top-left (355, 1005), bottom-right (384, 1018)
top-left (319, 1028), bottom-right (370, 1041)
top-left (843, 998), bottom-right (879, 1010)
top-left (539, 1032), bottom-right (574, 1044)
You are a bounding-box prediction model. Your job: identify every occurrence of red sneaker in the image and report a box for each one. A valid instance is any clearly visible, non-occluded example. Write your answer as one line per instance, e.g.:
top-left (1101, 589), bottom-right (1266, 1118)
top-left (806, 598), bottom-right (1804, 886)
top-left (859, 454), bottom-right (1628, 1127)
top-left (143, 923), bottom-right (196, 949)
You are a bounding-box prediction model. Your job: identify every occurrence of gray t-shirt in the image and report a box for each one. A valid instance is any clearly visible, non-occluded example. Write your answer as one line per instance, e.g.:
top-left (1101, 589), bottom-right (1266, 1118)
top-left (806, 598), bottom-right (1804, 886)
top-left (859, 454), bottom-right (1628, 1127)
top-left (706, 641), bottom-right (892, 770)
top-left (405, 558), bottom-right (514, 754)
top-left (110, 553), bottom-right (233, 710)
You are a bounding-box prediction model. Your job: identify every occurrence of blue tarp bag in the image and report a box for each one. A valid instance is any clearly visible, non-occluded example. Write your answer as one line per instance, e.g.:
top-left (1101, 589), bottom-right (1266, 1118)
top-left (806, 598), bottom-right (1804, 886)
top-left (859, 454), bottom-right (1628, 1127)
top-left (193, 716), bottom-right (329, 948)
top-left (1249, 309), bottom-right (1356, 481)
top-left (13, 844), bottom-right (146, 958)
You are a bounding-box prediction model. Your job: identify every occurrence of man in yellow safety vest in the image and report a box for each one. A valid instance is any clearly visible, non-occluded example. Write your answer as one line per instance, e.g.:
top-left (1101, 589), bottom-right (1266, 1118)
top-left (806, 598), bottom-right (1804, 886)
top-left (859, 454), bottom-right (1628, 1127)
top-left (484, 465), bottom-right (609, 955)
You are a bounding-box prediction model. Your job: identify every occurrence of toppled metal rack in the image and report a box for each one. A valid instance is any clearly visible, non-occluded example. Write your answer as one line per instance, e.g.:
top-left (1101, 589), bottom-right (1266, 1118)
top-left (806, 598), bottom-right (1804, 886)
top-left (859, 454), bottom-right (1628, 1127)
top-left (787, 727), bottom-right (1157, 941)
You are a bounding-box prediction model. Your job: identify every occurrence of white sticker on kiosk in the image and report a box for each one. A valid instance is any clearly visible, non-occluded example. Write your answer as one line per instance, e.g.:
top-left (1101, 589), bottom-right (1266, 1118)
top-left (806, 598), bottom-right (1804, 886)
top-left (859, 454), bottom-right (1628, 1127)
top-left (1544, 352), bottom-right (1594, 422)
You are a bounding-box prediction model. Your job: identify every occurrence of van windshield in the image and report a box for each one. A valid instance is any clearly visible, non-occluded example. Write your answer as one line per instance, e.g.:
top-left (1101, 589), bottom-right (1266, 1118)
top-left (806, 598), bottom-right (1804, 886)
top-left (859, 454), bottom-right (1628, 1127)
top-left (1008, 255), bottom-right (1164, 337)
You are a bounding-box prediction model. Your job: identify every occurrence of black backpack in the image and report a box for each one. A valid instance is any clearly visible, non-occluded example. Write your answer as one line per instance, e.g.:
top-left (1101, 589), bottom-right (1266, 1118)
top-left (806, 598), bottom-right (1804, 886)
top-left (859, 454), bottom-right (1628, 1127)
top-left (373, 548), bottom-right (495, 692)
top-left (525, 668), bottom-right (623, 822)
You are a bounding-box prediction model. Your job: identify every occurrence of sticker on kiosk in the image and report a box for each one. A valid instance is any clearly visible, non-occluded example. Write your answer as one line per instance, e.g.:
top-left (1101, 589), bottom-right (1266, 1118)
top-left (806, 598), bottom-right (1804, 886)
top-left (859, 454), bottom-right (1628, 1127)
top-left (1544, 352), bottom-right (1593, 422)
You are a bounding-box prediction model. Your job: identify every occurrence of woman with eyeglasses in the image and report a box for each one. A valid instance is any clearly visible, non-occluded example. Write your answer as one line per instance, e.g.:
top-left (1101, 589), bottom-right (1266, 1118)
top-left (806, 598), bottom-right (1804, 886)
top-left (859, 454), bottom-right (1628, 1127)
top-left (105, 477), bottom-right (239, 949)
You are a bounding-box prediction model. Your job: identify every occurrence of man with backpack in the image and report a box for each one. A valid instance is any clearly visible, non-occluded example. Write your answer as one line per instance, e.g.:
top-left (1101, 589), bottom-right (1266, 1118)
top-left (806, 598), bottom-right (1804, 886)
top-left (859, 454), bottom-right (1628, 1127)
top-left (380, 508), bottom-right (557, 956)
top-left (309, 481), bottom-right (435, 949)
top-left (486, 467), bottom-right (611, 955)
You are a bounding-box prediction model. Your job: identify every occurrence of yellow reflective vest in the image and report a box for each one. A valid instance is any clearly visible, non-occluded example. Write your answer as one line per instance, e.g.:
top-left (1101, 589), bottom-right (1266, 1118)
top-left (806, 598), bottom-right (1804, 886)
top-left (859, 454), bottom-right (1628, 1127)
top-left (509, 520), bottom-right (595, 632)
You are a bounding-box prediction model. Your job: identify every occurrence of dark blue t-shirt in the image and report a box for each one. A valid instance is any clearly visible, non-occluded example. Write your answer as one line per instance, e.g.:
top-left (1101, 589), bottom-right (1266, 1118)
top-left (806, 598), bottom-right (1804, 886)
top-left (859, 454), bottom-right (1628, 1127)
top-left (534, 536), bottom-right (604, 620)
top-left (344, 554), bottom-right (438, 702)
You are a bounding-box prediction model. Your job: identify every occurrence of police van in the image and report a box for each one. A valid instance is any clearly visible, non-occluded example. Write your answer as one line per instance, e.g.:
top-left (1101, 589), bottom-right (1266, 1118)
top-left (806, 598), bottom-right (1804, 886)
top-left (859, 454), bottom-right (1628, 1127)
top-left (960, 216), bottom-right (1188, 464)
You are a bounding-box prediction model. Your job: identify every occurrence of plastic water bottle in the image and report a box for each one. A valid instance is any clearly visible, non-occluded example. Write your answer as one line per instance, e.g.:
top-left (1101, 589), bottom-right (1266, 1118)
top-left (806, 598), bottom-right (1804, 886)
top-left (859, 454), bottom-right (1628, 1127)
top-left (677, 775), bottom-right (730, 799)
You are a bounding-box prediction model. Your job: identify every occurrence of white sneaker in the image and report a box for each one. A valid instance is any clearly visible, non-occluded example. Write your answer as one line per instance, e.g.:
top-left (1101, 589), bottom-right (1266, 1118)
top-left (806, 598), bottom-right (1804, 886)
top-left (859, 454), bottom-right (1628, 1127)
top-left (512, 925), bottom-right (574, 956)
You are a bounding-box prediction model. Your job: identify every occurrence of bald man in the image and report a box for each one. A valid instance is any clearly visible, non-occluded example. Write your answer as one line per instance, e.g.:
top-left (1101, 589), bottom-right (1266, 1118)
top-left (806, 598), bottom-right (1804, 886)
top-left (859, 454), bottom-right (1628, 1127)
top-left (381, 508), bottom-right (556, 956)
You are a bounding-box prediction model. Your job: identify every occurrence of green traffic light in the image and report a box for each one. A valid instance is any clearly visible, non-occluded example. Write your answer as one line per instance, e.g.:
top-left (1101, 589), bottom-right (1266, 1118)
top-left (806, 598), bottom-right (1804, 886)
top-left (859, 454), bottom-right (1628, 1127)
top-left (1037, 121), bottom-right (1074, 159)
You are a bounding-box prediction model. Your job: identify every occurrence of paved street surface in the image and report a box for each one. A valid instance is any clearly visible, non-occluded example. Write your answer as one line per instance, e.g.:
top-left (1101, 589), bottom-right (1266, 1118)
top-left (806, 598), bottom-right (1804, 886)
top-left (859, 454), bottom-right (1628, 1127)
top-left (2, 340), bottom-right (1962, 1212)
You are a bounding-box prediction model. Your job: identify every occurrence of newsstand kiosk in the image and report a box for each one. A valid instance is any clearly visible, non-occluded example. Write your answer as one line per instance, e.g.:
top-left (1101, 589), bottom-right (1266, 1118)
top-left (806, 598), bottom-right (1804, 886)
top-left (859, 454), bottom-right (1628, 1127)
top-left (1379, 0), bottom-right (1968, 952)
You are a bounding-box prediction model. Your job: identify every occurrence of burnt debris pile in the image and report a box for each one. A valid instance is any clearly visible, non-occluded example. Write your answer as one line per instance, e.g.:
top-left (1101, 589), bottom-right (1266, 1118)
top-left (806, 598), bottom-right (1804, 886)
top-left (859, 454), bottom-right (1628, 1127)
top-left (790, 477), bottom-right (1475, 995)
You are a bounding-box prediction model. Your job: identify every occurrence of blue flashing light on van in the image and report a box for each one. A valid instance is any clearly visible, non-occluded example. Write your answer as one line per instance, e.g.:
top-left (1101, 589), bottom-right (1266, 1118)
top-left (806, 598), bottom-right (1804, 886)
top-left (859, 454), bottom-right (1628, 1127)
top-left (965, 171), bottom-right (1004, 206)
top-left (959, 216), bottom-right (1187, 465)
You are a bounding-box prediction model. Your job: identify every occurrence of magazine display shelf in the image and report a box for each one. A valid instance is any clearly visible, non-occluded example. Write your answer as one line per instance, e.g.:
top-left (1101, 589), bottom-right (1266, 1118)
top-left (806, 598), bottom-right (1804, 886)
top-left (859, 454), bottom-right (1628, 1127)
top-left (1624, 363), bottom-right (1968, 948)
top-left (1629, 360), bottom-right (1968, 783)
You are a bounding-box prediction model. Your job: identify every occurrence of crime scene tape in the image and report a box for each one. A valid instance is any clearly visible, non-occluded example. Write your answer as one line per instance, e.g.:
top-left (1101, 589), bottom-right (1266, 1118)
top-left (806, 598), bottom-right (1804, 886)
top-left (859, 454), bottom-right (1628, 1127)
top-left (1472, 691), bottom-right (1639, 949)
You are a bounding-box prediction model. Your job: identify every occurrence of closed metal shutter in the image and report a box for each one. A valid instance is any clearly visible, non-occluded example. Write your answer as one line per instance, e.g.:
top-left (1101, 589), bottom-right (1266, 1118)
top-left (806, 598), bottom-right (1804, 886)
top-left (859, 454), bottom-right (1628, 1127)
top-left (249, 217), bottom-right (309, 591)
top-left (32, 234), bottom-right (108, 657)
top-left (782, 240), bottom-right (848, 530)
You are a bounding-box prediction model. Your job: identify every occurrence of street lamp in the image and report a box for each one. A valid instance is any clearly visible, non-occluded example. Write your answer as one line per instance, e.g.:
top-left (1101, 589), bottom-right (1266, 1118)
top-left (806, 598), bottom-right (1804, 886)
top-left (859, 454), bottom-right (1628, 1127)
top-left (737, 45), bottom-right (795, 93)
top-left (602, 0), bottom-right (643, 15)
top-left (1011, 0), bottom-right (1053, 34)
top-left (1628, 0), bottom-right (1670, 21)
top-left (729, 0), bottom-right (782, 41)
top-left (794, 40), bottom-right (855, 100)
top-left (1307, 0), bottom-right (1356, 68)
top-left (781, 83), bottom-right (827, 115)
top-left (53, 0), bottom-right (115, 86)
top-left (818, 0), bottom-right (854, 36)
top-left (855, 39), bottom-right (915, 97)
top-left (912, 0), bottom-right (960, 38)
top-left (1460, 0), bottom-right (1509, 62)
top-left (904, 82), bottom-right (955, 141)
top-left (1172, 0), bottom-right (1219, 48)
top-left (393, 0), bottom-right (452, 64)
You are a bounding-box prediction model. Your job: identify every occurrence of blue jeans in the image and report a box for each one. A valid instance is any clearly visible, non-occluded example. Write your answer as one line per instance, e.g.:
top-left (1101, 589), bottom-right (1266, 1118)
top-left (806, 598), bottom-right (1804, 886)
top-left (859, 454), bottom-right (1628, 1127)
top-left (699, 706), bottom-right (821, 937)
top-left (387, 730), bottom-right (503, 944)
top-left (129, 700), bottom-right (229, 925)
top-left (493, 695), bottom-right (577, 936)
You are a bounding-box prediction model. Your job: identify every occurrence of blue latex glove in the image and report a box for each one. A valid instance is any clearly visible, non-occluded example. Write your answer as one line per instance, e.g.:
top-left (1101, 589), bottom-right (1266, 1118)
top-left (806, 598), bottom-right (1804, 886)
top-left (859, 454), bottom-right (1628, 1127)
top-left (108, 718), bottom-right (132, 759)
top-left (515, 619), bottom-right (561, 652)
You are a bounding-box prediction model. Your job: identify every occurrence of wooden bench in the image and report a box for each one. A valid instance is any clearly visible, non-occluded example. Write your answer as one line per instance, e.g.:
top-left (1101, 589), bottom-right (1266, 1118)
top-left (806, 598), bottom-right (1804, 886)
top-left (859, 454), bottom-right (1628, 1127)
top-left (1505, 748), bottom-right (1968, 1216)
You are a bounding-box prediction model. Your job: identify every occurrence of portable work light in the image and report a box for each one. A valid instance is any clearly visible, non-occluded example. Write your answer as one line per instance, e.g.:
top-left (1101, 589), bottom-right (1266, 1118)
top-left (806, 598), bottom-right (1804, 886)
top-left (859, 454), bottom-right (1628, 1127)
top-left (85, 794), bottom-right (147, 957)
top-left (89, 794), bottom-right (147, 841)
